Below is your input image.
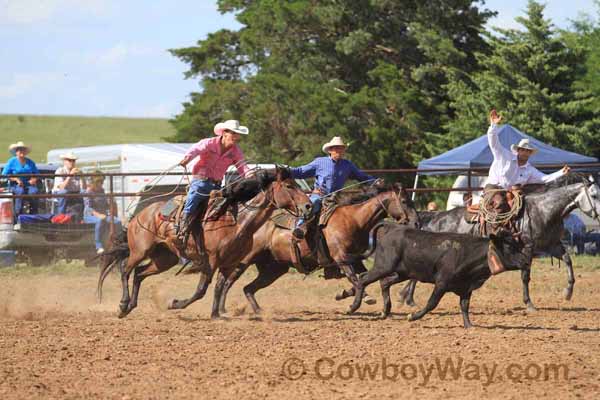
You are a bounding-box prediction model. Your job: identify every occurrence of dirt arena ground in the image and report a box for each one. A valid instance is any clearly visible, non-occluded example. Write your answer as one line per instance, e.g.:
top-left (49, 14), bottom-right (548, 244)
top-left (1, 259), bottom-right (599, 399)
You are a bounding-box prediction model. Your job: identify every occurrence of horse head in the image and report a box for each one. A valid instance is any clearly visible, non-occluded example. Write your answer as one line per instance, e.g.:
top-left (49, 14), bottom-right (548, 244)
top-left (572, 175), bottom-right (600, 220)
top-left (262, 166), bottom-right (311, 218)
top-left (392, 183), bottom-right (420, 228)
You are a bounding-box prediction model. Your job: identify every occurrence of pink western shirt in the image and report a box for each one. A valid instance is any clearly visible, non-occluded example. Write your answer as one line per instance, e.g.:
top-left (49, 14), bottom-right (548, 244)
top-left (185, 136), bottom-right (250, 181)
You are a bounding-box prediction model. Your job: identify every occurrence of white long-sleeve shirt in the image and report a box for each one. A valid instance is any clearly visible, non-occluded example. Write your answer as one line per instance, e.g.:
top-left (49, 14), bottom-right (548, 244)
top-left (487, 124), bottom-right (564, 189)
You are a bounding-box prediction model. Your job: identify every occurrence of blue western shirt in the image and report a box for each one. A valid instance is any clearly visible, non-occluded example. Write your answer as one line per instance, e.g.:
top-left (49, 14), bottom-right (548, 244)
top-left (290, 156), bottom-right (374, 195)
top-left (1, 157), bottom-right (39, 186)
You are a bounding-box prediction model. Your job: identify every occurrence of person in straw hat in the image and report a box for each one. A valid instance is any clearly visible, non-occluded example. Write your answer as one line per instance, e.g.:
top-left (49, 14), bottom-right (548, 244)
top-left (83, 171), bottom-right (121, 254)
top-left (486, 109), bottom-right (570, 191)
top-left (175, 119), bottom-right (251, 248)
top-left (52, 151), bottom-right (82, 214)
top-left (1, 141), bottom-right (40, 219)
top-left (289, 136), bottom-right (379, 240)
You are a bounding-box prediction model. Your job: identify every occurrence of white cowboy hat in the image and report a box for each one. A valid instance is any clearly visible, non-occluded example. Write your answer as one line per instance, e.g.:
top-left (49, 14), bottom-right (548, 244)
top-left (510, 139), bottom-right (538, 155)
top-left (213, 120), bottom-right (249, 136)
top-left (322, 136), bottom-right (347, 153)
top-left (59, 151), bottom-right (78, 161)
top-left (8, 141), bottom-right (31, 155)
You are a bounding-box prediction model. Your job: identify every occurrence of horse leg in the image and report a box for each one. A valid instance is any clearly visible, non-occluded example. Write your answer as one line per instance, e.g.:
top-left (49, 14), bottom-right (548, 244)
top-left (243, 262), bottom-right (289, 314)
top-left (551, 244), bottom-right (575, 301)
top-left (125, 262), bottom-right (155, 315)
top-left (398, 280), bottom-right (417, 307)
top-left (210, 270), bottom-right (227, 319)
top-left (118, 264), bottom-right (132, 318)
top-left (168, 270), bottom-right (213, 310)
top-left (334, 261), bottom-right (376, 305)
top-left (459, 291), bottom-right (473, 329)
top-left (380, 272), bottom-right (405, 319)
top-left (218, 264), bottom-right (250, 315)
top-left (521, 266), bottom-right (537, 312)
top-left (408, 284), bottom-right (447, 322)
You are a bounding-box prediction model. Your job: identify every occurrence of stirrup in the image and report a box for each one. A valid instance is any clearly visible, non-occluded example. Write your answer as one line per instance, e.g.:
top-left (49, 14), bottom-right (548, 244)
top-left (292, 227), bottom-right (305, 239)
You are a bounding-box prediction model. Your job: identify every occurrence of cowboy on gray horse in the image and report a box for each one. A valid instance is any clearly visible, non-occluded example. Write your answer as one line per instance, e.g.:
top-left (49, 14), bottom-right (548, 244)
top-left (486, 109), bottom-right (570, 191)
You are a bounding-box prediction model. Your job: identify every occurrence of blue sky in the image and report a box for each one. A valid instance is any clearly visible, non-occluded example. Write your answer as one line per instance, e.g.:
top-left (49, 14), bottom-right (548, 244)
top-left (0, 0), bottom-right (597, 119)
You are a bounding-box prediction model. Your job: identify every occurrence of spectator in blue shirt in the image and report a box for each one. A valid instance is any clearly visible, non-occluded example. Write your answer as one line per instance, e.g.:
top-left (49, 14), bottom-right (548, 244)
top-left (1, 141), bottom-right (39, 220)
top-left (563, 213), bottom-right (600, 255)
top-left (289, 136), bottom-right (377, 239)
top-left (83, 172), bottom-right (121, 254)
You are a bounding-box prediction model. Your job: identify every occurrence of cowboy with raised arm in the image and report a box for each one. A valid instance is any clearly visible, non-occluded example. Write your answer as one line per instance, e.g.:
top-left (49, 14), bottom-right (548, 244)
top-left (486, 109), bottom-right (570, 191)
top-left (176, 120), bottom-right (251, 247)
top-left (289, 136), bottom-right (378, 239)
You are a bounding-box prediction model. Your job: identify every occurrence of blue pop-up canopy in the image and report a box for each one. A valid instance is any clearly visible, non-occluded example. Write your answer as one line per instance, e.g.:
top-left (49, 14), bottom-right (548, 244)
top-left (417, 124), bottom-right (598, 175)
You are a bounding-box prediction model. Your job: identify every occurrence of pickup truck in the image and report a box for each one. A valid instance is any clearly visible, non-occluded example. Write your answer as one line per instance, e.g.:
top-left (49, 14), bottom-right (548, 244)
top-left (0, 163), bottom-right (96, 266)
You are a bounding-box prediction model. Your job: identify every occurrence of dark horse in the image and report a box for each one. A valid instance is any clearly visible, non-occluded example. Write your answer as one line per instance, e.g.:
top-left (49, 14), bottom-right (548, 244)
top-left (97, 168), bottom-right (311, 319)
top-left (398, 174), bottom-right (600, 311)
top-left (212, 183), bottom-right (420, 315)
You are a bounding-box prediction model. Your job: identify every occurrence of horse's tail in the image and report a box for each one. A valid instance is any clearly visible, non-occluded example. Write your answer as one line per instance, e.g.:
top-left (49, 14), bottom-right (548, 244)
top-left (362, 221), bottom-right (390, 259)
top-left (97, 228), bottom-right (130, 303)
top-left (338, 221), bottom-right (391, 267)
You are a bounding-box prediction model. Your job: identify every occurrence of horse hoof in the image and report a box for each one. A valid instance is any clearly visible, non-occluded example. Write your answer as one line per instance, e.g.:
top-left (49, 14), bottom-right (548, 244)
top-left (563, 288), bottom-right (573, 301)
top-left (407, 313), bottom-right (414, 321)
top-left (346, 307), bottom-right (356, 315)
top-left (526, 304), bottom-right (537, 313)
top-left (335, 292), bottom-right (346, 301)
top-left (168, 299), bottom-right (179, 310)
top-left (363, 295), bottom-right (376, 305)
top-left (380, 311), bottom-right (389, 319)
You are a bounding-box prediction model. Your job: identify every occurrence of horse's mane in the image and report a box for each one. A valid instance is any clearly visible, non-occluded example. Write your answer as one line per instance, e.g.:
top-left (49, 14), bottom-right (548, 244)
top-left (221, 168), bottom-right (291, 203)
top-left (541, 172), bottom-right (591, 191)
top-left (335, 184), bottom-right (402, 206)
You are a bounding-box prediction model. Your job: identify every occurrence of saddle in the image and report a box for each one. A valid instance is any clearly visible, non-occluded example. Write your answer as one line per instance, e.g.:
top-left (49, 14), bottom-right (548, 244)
top-left (159, 192), bottom-right (238, 225)
top-left (271, 202), bottom-right (337, 276)
top-left (463, 189), bottom-right (524, 236)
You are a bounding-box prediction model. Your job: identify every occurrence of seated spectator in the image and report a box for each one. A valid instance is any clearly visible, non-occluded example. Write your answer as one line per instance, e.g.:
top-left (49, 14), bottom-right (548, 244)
top-left (83, 172), bottom-right (121, 254)
top-left (1, 141), bottom-right (39, 221)
top-left (52, 152), bottom-right (82, 215)
top-left (427, 201), bottom-right (439, 211)
top-left (563, 213), bottom-right (600, 255)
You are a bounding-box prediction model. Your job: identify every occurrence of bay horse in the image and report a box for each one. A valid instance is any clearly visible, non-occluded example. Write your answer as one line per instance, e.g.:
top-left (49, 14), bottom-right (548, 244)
top-left (97, 168), bottom-right (311, 318)
top-left (397, 174), bottom-right (600, 311)
top-left (212, 183), bottom-right (420, 315)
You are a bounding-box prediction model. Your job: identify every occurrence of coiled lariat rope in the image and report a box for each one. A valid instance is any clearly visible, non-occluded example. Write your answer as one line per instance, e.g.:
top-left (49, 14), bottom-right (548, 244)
top-left (479, 189), bottom-right (522, 225)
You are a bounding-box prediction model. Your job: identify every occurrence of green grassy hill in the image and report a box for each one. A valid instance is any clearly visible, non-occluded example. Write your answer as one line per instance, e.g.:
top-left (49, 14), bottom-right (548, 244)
top-left (0, 114), bottom-right (177, 162)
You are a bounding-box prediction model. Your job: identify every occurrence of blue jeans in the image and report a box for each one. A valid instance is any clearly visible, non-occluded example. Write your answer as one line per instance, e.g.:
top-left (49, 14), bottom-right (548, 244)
top-left (296, 193), bottom-right (322, 227)
top-left (54, 189), bottom-right (78, 214)
top-left (83, 215), bottom-right (121, 250)
top-left (11, 185), bottom-right (39, 220)
top-left (183, 179), bottom-right (221, 216)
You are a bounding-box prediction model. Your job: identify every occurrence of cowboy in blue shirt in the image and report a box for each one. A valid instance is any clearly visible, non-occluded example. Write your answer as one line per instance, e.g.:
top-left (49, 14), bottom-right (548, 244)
top-left (1, 141), bottom-right (40, 220)
top-left (289, 136), bottom-right (378, 239)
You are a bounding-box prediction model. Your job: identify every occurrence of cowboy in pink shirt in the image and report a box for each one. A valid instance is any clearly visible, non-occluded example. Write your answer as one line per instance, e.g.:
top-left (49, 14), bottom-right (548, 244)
top-left (176, 120), bottom-right (250, 245)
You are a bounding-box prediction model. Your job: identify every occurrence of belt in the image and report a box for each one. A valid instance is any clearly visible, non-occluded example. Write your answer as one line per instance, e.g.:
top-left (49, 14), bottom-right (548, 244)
top-left (196, 177), bottom-right (221, 186)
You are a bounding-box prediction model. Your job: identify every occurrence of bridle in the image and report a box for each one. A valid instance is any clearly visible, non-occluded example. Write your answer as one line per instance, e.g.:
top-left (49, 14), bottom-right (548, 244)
top-left (241, 178), bottom-right (305, 218)
top-left (376, 188), bottom-right (410, 223)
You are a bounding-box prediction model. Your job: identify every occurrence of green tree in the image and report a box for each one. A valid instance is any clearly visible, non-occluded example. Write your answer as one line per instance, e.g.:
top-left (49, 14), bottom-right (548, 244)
top-left (168, 0), bottom-right (495, 170)
top-left (444, 0), bottom-right (600, 158)
top-left (566, 0), bottom-right (600, 113)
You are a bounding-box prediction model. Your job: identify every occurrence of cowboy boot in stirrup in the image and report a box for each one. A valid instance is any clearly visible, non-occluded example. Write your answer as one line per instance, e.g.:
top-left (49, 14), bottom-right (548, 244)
top-left (292, 222), bottom-right (307, 240)
top-left (175, 212), bottom-right (192, 250)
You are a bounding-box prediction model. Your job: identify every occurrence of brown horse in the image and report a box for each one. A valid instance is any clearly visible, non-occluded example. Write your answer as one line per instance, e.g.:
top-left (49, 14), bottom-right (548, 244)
top-left (213, 183), bottom-right (420, 315)
top-left (97, 168), bottom-right (311, 319)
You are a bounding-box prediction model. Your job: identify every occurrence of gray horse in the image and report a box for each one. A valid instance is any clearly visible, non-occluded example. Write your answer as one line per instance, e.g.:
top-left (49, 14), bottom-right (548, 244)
top-left (398, 174), bottom-right (600, 312)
